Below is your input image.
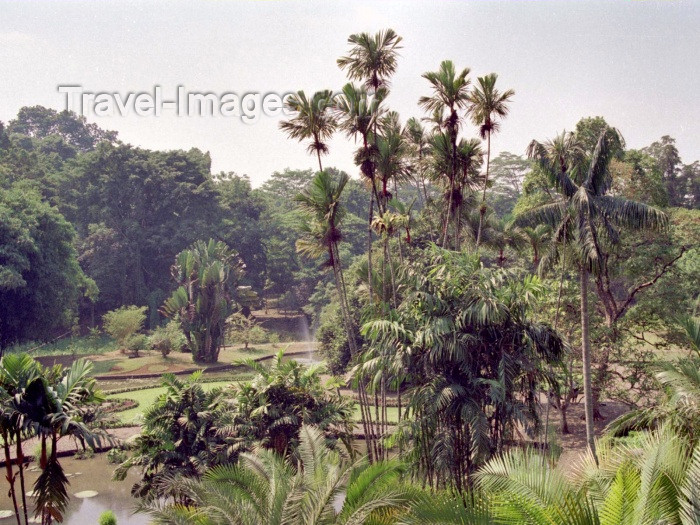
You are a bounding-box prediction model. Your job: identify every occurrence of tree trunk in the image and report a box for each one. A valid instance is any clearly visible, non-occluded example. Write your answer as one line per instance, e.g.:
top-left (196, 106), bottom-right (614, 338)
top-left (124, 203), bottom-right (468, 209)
top-left (367, 193), bottom-right (374, 309)
top-left (16, 429), bottom-right (28, 525)
top-left (3, 430), bottom-right (20, 525)
top-left (580, 265), bottom-right (598, 464)
top-left (561, 403), bottom-right (570, 434)
top-left (475, 131), bottom-right (491, 249)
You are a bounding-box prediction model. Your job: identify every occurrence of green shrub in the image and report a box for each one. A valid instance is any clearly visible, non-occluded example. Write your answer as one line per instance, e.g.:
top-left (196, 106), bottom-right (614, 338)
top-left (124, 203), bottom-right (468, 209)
top-left (98, 510), bottom-right (117, 525)
top-left (316, 303), bottom-right (351, 374)
top-left (125, 334), bottom-right (149, 356)
top-left (106, 448), bottom-right (128, 464)
top-left (103, 306), bottom-right (147, 348)
top-left (149, 320), bottom-right (187, 357)
top-left (74, 447), bottom-right (95, 460)
top-left (227, 312), bottom-right (275, 349)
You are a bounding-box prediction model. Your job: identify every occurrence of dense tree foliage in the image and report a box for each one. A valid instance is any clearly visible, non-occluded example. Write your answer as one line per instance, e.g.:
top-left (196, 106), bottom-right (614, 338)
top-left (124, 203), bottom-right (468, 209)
top-left (0, 184), bottom-right (93, 348)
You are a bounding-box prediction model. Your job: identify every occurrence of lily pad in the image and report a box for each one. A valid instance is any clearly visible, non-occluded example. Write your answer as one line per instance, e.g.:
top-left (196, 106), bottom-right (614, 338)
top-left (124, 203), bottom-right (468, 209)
top-left (74, 490), bottom-right (98, 498)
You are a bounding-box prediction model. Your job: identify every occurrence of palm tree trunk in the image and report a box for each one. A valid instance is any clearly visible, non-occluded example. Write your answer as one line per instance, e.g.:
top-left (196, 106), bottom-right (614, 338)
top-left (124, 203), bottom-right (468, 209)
top-left (397, 380), bottom-right (402, 454)
top-left (442, 180), bottom-right (454, 248)
top-left (475, 131), bottom-right (491, 249)
top-left (367, 193), bottom-right (374, 309)
top-left (316, 149), bottom-right (323, 172)
top-left (580, 264), bottom-right (598, 464)
top-left (16, 429), bottom-right (28, 525)
top-left (331, 244), bottom-right (356, 357)
top-left (3, 430), bottom-right (20, 525)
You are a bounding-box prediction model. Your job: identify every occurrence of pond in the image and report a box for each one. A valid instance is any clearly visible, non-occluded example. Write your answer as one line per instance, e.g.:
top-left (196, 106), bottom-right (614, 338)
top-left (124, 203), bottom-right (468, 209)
top-left (0, 454), bottom-right (149, 525)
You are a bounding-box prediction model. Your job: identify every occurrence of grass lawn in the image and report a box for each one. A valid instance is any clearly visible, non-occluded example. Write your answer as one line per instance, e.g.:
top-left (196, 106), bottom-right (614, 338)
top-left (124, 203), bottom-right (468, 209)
top-left (108, 381), bottom-right (397, 427)
top-left (108, 380), bottom-right (235, 425)
top-left (93, 341), bottom-right (315, 377)
top-left (352, 405), bottom-right (400, 425)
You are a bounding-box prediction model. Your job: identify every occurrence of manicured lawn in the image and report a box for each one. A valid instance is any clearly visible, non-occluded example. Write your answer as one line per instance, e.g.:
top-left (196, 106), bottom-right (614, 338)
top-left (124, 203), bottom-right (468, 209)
top-left (94, 341), bottom-right (315, 377)
top-left (108, 381), bottom-right (235, 425)
top-left (352, 405), bottom-right (400, 425)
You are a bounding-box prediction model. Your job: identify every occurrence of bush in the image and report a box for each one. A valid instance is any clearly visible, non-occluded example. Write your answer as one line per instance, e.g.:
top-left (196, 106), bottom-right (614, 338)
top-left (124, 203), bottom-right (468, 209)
top-left (98, 510), bottom-right (117, 525)
top-left (125, 334), bottom-right (149, 356)
top-left (227, 312), bottom-right (275, 349)
top-left (150, 320), bottom-right (187, 357)
top-left (106, 448), bottom-right (128, 464)
top-left (74, 447), bottom-right (95, 460)
top-left (103, 306), bottom-right (147, 348)
top-left (316, 302), bottom-right (351, 375)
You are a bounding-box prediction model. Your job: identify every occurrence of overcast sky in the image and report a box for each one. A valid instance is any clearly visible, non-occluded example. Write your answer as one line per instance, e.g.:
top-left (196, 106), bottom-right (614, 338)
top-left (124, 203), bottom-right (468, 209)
top-left (1, 0), bottom-right (698, 186)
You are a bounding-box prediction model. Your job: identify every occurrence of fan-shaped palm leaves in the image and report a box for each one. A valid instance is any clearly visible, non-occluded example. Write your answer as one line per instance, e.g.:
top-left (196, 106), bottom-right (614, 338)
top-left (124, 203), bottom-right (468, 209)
top-left (280, 90), bottom-right (337, 171)
top-left (403, 426), bottom-right (700, 525)
top-left (141, 425), bottom-right (414, 525)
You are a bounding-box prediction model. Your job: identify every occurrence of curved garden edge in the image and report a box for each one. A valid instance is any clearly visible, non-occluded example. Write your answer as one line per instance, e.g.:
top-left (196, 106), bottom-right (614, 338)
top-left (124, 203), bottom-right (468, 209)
top-left (92, 349), bottom-right (314, 381)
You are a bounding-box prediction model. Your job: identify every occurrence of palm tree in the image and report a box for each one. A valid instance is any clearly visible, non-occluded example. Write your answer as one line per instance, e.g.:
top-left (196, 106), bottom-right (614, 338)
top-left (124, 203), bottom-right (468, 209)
top-left (280, 90), bottom-right (337, 171)
top-left (0, 353), bottom-right (40, 525)
top-left (403, 117), bottom-right (430, 207)
top-left (295, 170), bottom-right (357, 357)
top-left (468, 73), bottom-right (515, 249)
top-left (162, 239), bottom-right (245, 363)
top-left (337, 29), bottom-right (402, 94)
top-left (14, 358), bottom-right (107, 525)
top-left (403, 426), bottom-right (700, 525)
top-left (141, 425), bottom-right (414, 525)
top-left (334, 82), bottom-right (384, 310)
top-left (376, 111), bottom-right (411, 203)
top-left (113, 371), bottom-right (230, 502)
top-left (427, 133), bottom-right (482, 249)
top-left (419, 60), bottom-right (471, 248)
top-left (516, 127), bottom-right (667, 463)
top-left (363, 246), bottom-right (564, 492)
top-left (521, 224), bottom-right (551, 270)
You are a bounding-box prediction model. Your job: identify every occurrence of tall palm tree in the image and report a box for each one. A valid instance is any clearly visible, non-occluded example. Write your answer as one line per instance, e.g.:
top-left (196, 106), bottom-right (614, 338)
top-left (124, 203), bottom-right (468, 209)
top-left (295, 171), bottom-right (357, 357)
top-left (403, 117), bottom-right (430, 207)
top-left (280, 90), bottom-right (337, 171)
top-left (468, 73), bottom-right (515, 249)
top-left (516, 127), bottom-right (667, 463)
top-left (337, 29), bottom-right (402, 94)
top-left (334, 83), bottom-right (384, 310)
top-left (419, 60), bottom-right (471, 248)
top-left (427, 133), bottom-right (482, 250)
